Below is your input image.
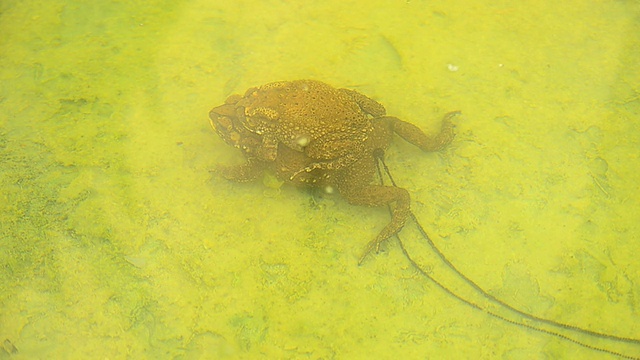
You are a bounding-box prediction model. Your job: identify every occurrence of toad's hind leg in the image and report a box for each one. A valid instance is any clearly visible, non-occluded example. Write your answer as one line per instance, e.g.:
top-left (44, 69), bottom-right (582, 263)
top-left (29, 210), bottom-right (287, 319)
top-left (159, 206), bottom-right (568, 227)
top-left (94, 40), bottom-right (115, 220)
top-left (340, 184), bottom-right (411, 264)
top-left (384, 111), bottom-right (459, 151)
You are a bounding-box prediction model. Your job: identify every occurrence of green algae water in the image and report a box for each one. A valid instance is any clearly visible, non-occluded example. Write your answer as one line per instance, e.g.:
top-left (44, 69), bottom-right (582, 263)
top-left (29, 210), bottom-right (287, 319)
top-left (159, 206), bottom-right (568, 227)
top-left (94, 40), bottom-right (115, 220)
top-left (1, 1), bottom-right (639, 358)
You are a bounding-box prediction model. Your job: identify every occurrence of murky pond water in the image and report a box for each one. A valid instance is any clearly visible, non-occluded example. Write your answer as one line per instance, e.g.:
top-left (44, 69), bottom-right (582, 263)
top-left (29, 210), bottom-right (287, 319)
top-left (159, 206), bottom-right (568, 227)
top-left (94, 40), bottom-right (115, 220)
top-left (1, 1), bottom-right (639, 358)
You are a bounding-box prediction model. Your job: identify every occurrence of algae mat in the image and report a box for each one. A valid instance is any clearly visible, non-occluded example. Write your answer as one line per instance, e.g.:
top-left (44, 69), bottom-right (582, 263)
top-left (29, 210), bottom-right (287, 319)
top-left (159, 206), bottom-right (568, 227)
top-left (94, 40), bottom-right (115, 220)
top-left (1, 0), bottom-right (639, 359)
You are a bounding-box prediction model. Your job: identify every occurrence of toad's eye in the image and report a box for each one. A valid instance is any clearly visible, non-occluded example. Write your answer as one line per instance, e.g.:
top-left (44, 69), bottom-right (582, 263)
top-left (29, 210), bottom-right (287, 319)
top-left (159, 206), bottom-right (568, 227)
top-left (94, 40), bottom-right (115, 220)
top-left (215, 116), bottom-right (234, 131)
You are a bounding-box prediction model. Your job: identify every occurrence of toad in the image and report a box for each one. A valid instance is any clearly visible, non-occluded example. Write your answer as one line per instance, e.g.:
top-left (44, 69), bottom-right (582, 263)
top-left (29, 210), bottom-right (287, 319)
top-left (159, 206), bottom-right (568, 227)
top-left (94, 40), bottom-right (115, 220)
top-left (210, 80), bottom-right (457, 263)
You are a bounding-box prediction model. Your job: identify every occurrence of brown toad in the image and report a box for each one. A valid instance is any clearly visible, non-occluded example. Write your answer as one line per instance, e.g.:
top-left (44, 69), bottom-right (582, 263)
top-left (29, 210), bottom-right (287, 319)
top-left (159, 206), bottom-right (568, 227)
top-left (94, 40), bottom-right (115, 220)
top-left (211, 80), bottom-right (384, 172)
top-left (210, 80), bottom-right (457, 263)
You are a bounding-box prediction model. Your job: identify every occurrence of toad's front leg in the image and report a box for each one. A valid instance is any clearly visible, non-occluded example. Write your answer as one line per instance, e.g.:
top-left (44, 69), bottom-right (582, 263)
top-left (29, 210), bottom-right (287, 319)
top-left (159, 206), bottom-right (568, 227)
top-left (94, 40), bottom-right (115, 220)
top-left (214, 159), bottom-right (265, 182)
top-left (289, 136), bottom-right (366, 180)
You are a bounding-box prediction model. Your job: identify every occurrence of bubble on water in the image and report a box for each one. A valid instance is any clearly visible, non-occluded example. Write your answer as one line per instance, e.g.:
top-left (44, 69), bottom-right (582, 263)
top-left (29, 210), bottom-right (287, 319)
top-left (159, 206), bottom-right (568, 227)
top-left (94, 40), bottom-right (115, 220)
top-left (296, 135), bottom-right (310, 147)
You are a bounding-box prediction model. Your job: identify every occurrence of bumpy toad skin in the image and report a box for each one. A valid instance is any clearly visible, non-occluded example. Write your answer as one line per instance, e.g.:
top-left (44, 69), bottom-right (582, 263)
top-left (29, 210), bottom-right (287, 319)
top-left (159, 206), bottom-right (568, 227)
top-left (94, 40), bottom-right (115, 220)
top-left (212, 80), bottom-right (385, 172)
top-left (210, 80), bottom-right (457, 263)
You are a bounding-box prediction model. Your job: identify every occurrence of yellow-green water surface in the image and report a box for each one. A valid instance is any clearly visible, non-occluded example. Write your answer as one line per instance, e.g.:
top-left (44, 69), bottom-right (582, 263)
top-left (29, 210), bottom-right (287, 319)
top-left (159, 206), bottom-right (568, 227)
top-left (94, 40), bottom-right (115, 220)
top-left (1, 0), bottom-right (639, 359)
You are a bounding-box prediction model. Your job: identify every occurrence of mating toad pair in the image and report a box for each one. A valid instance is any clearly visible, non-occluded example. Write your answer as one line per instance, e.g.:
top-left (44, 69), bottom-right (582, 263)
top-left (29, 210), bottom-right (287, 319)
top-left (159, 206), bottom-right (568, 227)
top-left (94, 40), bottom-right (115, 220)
top-left (209, 80), bottom-right (456, 263)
